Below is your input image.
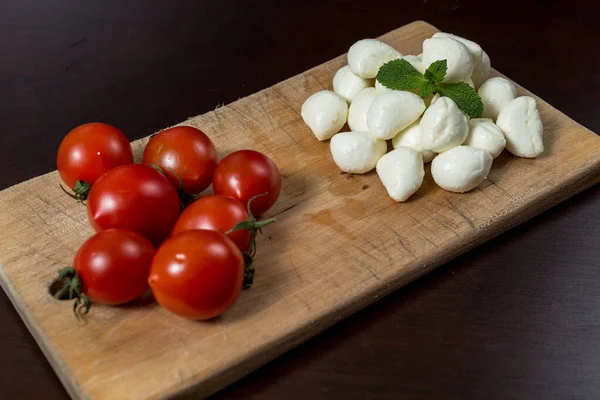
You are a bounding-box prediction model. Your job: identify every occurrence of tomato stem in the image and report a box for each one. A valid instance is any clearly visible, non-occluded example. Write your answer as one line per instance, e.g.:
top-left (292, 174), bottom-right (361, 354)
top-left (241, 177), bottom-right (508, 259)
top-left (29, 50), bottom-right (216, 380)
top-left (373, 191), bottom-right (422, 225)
top-left (148, 163), bottom-right (191, 209)
top-left (49, 266), bottom-right (91, 319)
top-left (242, 253), bottom-right (254, 289)
top-left (226, 194), bottom-right (277, 289)
top-left (59, 180), bottom-right (91, 204)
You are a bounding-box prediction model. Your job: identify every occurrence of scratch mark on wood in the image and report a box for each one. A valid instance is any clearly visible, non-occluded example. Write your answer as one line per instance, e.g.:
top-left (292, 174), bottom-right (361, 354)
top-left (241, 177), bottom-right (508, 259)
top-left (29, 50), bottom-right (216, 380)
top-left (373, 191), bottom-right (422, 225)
top-left (352, 244), bottom-right (381, 264)
top-left (271, 203), bottom-right (299, 217)
top-left (444, 197), bottom-right (475, 229)
top-left (356, 260), bottom-right (381, 281)
top-left (384, 222), bottom-right (417, 259)
top-left (429, 214), bottom-right (460, 237)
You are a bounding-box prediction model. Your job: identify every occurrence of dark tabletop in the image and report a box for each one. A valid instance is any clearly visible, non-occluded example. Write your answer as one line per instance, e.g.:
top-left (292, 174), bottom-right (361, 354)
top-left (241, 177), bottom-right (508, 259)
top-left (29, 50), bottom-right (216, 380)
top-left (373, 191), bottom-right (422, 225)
top-left (1, 1), bottom-right (599, 399)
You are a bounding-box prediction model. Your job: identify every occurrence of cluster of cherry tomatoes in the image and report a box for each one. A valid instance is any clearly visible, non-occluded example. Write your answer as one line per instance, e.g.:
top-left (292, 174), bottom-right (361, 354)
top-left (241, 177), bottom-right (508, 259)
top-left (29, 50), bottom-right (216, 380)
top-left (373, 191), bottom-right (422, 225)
top-left (53, 122), bottom-right (281, 320)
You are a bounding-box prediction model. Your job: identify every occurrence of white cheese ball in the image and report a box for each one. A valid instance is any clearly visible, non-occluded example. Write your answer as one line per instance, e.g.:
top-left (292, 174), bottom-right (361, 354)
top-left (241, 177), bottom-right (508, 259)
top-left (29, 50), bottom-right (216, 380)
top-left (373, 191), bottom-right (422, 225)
top-left (496, 96), bottom-right (544, 158)
top-left (391, 120), bottom-right (437, 163)
top-left (428, 92), bottom-right (441, 106)
top-left (464, 118), bottom-right (506, 159)
top-left (464, 78), bottom-right (475, 88)
top-left (367, 91), bottom-right (426, 140)
top-left (347, 88), bottom-right (378, 132)
top-left (376, 147), bottom-right (425, 202)
top-left (375, 79), bottom-right (392, 93)
top-left (347, 39), bottom-right (402, 79)
top-left (402, 54), bottom-right (426, 74)
top-left (301, 90), bottom-right (348, 141)
top-left (422, 37), bottom-right (473, 83)
top-left (420, 96), bottom-right (469, 153)
top-left (333, 65), bottom-right (374, 103)
top-left (471, 50), bottom-right (491, 88)
top-left (431, 146), bottom-right (493, 193)
top-left (432, 32), bottom-right (483, 68)
top-left (478, 77), bottom-right (517, 120)
top-left (330, 131), bottom-right (387, 174)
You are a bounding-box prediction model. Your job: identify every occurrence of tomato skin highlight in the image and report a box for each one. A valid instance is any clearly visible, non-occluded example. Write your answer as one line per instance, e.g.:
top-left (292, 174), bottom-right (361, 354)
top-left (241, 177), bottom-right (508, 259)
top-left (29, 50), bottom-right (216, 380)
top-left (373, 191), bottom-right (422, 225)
top-left (57, 123), bottom-right (133, 189)
top-left (149, 230), bottom-right (244, 320)
top-left (171, 195), bottom-right (251, 252)
top-left (73, 229), bottom-right (155, 305)
top-left (142, 126), bottom-right (217, 194)
top-left (212, 150), bottom-right (282, 216)
top-left (87, 164), bottom-right (181, 246)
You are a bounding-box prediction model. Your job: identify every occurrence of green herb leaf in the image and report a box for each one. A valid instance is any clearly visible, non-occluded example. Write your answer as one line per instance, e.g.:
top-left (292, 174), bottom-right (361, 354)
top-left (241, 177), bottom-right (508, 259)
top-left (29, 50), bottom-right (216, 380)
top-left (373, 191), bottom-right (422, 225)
top-left (376, 59), bottom-right (434, 99)
top-left (377, 58), bottom-right (484, 116)
top-left (437, 82), bottom-right (484, 118)
top-left (424, 60), bottom-right (447, 84)
top-left (420, 82), bottom-right (437, 100)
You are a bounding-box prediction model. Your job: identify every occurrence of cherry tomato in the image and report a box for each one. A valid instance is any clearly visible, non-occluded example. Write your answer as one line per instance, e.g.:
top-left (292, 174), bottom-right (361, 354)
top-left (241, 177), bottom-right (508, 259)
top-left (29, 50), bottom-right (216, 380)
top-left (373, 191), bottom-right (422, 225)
top-left (57, 122), bottom-right (133, 189)
top-left (212, 150), bottom-right (282, 216)
top-left (148, 230), bottom-right (244, 320)
top-left (87, 164), bottom-right (181, 246)
top-left (73, 229), bottom-right (155, 305)
top-left (142, 126), bottom-right (217, 194)
top-left (171, 195), bottom-right (250, 252)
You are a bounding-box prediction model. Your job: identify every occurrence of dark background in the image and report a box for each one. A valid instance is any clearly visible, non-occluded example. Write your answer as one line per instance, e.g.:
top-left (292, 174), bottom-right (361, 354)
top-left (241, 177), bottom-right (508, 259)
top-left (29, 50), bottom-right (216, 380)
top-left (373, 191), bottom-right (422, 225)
top-left (1, 0), bottom-right (599, 399)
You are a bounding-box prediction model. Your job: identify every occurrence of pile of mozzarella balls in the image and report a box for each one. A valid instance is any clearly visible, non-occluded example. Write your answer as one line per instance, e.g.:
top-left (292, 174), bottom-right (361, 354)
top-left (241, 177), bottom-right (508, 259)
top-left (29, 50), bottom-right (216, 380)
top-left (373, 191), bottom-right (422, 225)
top-left (301, 33), bottom-right (544, 202)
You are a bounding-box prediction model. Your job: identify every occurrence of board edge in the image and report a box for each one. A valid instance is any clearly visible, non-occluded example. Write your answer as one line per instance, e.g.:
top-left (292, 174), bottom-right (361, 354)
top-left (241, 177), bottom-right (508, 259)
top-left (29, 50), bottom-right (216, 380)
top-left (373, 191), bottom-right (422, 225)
top-left (0, 266), bottom-right (89, 400)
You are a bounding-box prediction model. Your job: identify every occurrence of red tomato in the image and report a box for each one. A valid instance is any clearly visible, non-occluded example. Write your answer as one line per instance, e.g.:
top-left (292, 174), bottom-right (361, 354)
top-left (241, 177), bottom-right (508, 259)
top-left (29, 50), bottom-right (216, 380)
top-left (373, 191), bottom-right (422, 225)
top-left (87, 164), bottom-right (181, 246)
top-left (142, 126), bottom-right (217, 194)
top-left (148, 230), bottom-right (244, 320)
top-left (57, 123), bottom-right (133, 189)
top-left (73, 229), bottom-right (155, 305)
top-left (171, 195), bottom-right (250, 252)
top-left (212, 150), bottom-right (281, 216)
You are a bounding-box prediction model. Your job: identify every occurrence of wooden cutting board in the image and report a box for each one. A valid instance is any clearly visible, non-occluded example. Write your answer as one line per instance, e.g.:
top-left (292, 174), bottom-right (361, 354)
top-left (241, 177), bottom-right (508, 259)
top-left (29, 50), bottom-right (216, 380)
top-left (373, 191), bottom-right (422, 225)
top-left (1, 20), bottom-right (599, 400)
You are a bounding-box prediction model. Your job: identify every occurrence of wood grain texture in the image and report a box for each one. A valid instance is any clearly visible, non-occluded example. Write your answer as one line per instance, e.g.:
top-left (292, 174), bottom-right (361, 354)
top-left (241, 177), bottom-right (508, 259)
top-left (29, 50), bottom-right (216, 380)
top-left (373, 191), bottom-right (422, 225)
top-left (0, 20), bottom-right (599, 400)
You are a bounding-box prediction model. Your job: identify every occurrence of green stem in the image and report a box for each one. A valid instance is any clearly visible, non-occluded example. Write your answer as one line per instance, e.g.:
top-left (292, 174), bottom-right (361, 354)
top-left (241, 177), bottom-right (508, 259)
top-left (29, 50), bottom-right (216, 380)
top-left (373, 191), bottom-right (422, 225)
top-left (148, 163), bottom-right (191, 209)
top-left (48, 266), bottom-right (91, 319)
top-left (226, 194), bottom-right (277, 289)
top-left (242, 253), bottom-right (254, 289)
top-left (59, 180), bottom-right (91, 204)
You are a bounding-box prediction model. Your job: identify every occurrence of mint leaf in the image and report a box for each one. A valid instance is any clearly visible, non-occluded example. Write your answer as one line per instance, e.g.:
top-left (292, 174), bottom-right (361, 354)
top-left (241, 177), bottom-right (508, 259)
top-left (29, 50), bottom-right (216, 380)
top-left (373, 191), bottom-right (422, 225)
top-left (376, 59), bottom-right (433, 99)
top-left (424, 60), bottom-right (447, 84)
top-left (376, 58), bottom-right (484, 115)
top-left (437, 82), bottom-right (484, 118)
top-left (420, 82), bottom-right (437, 99)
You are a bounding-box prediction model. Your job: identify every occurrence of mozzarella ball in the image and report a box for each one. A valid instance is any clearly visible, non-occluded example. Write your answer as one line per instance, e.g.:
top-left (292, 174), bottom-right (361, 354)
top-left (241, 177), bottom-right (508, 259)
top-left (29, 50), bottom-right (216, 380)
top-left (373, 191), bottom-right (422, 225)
top-left (347, 88), bottom-right (378, 132)
top-left (391, 119), bottom-right (437, 163)
top-left (401, 54), bottom-right (426, 74)
top-left (375, 79), bottom-right (392, 93)
top-left (367, 91), bottom-right (426, 140)
top-left (376, 147), bottom-right (425, 202)
top-left (330, 131), bottom-right (387, 174)
top-left (422, 37), bottom-right (473, 83)
top-left (333, 65), bottom-right (374, 103)
top-left (420, 96), bottom-right (469, 152)
top-left (432, 32), bottom-right (483, 68)
top-left (478, 77), bottom-right (517, 120)
top-left (464, 78), bottom-right (475, 88)
top-left (301, 91), bottom-right (348, 141)
top-left (348, 39), bottom-right (402, 79)
top-left (496, 96), bottom-right (544, 158)
top-left (471, 50), bottom-right (491, 88)
top-left (464, 118), bottom-right (506, 158)
top-left (428, 92), bottom-right (441, 106)
top-left (431, 146), bottom-right (493, 193)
